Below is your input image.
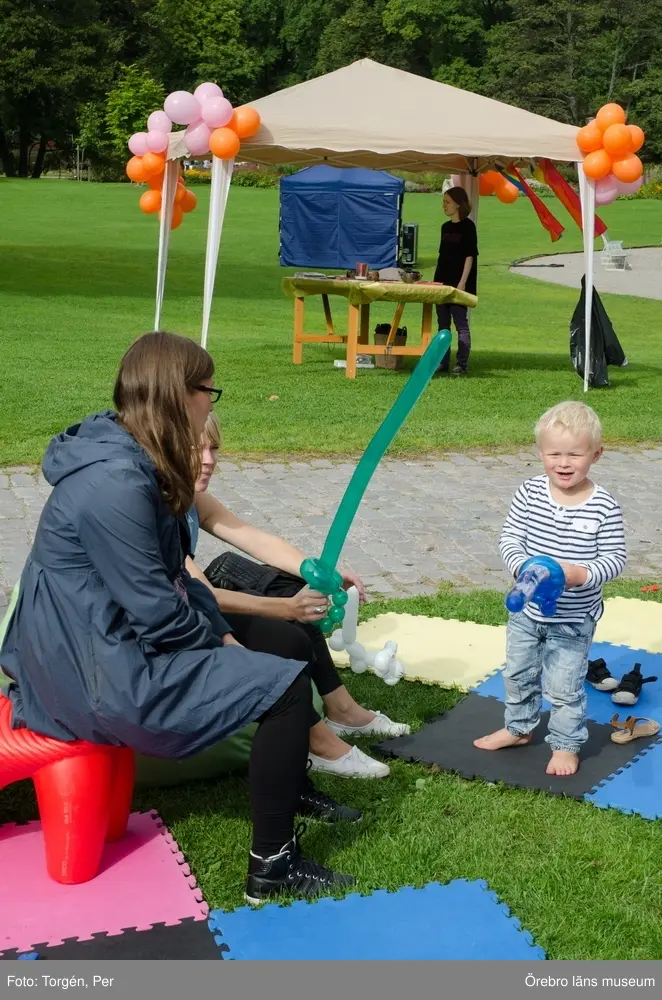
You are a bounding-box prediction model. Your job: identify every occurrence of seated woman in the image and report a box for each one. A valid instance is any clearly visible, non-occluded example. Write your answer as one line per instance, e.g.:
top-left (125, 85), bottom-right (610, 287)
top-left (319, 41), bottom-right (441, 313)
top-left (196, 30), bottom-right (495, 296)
top-left (185, 413), bottom-right (410, 782)
top-left (0, 332), bottom-right (356, 905)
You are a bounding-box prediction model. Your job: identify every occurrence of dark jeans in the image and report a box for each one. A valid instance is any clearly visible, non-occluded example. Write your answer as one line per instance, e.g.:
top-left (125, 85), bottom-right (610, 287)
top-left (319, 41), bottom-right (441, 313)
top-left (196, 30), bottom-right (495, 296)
top-left (435, 303), bottom-right (471, 370)
top-left (220, 613), bottom-right (344, 857)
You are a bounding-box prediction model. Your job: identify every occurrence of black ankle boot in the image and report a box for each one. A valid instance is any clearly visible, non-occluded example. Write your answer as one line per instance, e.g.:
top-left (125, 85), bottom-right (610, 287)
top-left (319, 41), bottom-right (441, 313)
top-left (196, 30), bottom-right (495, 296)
top-left (245, 823), bottom-right (356, 904)
top-left (299, 775), bottom-right (362, 823)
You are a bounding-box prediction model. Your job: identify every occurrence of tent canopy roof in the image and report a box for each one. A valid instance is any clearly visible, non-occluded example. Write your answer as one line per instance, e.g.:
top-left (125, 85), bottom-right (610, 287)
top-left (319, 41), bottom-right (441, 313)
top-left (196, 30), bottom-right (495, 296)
top-left (240, 59), bottom-right (580, 173)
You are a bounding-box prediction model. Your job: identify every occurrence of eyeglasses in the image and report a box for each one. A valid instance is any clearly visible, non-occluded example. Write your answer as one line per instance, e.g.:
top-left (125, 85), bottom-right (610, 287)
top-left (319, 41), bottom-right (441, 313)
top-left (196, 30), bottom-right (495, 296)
top-left (193, 385), bottom-right (223, 404)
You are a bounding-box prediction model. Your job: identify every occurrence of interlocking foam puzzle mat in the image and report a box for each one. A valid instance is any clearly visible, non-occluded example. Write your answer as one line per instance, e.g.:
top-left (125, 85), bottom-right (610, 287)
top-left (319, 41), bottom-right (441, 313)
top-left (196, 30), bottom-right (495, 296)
top-left (473, 644), bottom-right (662, 727)
top-left (329, 598), bottom-right (662, 690)
top-left (209, 880), bottom-right (545, 960)
top-left (330, 613), bottom-right (506, 689)
top-left (0, 812), bottom-right (209, 956)
top-left (0, 919), bottom-right (222, 961)
top-left (585, 739), bottom-right (662, 820)
top-left (374, 693), bottom-right (661, 801)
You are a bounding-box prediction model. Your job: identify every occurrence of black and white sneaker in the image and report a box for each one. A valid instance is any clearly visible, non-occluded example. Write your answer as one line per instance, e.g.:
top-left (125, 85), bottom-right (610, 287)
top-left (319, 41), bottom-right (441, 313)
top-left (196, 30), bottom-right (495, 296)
top-left (299, 776), bottom-right (363, 823)
top-left (611, 663), bottom-right (658, 706)
top-left (245, 824), bottom-right (356, 905)
top-left (586, 658), bottom-right (619, 692)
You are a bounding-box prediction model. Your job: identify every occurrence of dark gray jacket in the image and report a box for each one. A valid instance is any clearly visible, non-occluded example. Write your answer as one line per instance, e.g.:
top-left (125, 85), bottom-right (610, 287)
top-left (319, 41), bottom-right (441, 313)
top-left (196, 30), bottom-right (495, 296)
top-left (0, 412), bottom-right (305, 758)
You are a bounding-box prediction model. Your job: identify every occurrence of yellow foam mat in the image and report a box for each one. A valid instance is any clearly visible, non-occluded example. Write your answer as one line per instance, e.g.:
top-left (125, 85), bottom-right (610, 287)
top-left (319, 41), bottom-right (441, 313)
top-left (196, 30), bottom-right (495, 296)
top-left (329, 599), bottom-right (661, 689)
top-left (330, 613), bottom-right (506, 690)
top-left (596, 597), bottom-right (662, 652)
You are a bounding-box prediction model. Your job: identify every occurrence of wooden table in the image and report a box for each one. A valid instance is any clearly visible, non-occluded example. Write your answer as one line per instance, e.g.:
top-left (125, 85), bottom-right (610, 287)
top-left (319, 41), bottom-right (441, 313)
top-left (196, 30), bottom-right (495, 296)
top-left (282, 277), bottom-right (477, 378)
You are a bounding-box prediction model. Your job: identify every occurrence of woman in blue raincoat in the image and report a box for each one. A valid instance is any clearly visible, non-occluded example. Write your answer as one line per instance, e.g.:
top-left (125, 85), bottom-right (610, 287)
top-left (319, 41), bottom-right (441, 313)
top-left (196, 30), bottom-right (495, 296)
top-left (0, 332), bottom-right (355, 904)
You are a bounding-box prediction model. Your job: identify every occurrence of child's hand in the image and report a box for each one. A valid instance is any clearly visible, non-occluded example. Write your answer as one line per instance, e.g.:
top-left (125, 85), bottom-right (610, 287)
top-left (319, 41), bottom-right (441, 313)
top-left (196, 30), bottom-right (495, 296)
top-left (559, 562), bottom-right (589, 588)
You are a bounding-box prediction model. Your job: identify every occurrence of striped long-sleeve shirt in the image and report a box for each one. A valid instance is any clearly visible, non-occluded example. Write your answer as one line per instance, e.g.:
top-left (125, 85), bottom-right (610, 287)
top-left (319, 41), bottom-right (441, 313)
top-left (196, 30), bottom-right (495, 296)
top-left (499, 475), bottom-right (626, 623)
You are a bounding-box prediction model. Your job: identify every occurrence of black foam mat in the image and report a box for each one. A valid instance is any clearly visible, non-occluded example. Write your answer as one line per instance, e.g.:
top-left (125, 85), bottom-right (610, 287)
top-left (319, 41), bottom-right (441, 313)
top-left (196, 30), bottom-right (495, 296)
top-left (374, 693), bottom-right (653, 799)
top-left (0, 918), bottom-right (225, 961)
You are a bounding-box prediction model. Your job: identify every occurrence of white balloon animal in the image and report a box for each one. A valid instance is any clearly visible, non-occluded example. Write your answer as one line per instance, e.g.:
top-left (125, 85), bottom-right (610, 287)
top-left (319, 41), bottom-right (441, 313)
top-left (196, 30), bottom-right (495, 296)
top-left (328, 586), bottom-right (404, 686)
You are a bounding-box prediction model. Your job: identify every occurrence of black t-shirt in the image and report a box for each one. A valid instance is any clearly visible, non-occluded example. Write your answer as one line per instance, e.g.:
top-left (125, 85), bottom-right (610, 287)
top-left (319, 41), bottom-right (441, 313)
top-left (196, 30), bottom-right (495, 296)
top-left (434, 217), bottom-right (478, 295)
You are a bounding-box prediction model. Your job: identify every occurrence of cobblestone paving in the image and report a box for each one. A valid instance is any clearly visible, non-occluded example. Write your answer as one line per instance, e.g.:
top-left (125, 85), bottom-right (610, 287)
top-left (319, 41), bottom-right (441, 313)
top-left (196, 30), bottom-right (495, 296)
top-left (2, 449), bottom-right (662, 609)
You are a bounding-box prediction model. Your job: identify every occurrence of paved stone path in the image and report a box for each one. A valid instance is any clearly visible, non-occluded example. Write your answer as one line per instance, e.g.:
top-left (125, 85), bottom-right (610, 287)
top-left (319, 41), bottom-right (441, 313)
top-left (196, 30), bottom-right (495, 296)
top-left (511, 247), bottom-right (662, 300)
top-left (2, 449), bottom-right (662, 610)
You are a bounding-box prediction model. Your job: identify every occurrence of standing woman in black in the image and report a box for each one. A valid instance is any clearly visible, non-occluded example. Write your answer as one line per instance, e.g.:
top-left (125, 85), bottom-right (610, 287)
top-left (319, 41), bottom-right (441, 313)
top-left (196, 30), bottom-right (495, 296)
top-left (433, 186), bottom-right (478, 375)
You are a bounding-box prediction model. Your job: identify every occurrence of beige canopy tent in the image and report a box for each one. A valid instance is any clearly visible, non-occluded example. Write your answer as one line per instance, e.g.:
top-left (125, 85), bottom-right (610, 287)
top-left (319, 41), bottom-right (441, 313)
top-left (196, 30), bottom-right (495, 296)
top-left (241, 59), bottom-right (580, 172)
top-left (159, 59), bottom-right (596, 389)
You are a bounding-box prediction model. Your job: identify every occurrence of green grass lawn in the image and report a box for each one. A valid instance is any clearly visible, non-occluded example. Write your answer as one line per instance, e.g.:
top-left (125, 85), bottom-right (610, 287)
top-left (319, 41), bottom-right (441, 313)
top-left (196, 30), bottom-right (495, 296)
top-left (1, 180), bottom-right (661, 465)
top-left (2, 579), bottom-right (661, 960)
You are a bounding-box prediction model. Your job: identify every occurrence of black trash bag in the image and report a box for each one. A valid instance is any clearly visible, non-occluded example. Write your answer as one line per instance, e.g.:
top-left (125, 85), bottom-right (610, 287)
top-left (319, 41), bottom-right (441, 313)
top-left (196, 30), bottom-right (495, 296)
top-left (570, 277), bottom-right (627, 388)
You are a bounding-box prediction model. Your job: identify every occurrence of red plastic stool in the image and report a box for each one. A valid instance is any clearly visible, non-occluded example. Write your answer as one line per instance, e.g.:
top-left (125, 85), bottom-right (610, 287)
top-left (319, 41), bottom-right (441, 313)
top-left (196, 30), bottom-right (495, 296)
top-left (0, 694), bottom-right (134, 884)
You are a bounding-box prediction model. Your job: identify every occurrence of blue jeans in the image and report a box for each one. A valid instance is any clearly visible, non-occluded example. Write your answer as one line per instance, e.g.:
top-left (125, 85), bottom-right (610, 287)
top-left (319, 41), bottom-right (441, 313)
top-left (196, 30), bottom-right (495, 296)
top-left (504, 612), bottom-right (595, 753)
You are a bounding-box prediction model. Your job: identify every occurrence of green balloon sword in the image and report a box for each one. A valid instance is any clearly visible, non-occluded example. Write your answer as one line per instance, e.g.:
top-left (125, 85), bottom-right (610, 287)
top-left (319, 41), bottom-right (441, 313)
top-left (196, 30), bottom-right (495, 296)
top-left (300, 329), bottom-right (452, 630)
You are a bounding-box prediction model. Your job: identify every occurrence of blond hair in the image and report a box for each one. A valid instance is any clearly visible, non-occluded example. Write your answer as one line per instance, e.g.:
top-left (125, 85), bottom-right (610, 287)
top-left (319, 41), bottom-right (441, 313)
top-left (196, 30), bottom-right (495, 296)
top-left (114, 331), bottom-right (214, 515)
top-left (202, 411), bottom-right (221, 450)
top-left (535, 401), bottom-right (602, 448)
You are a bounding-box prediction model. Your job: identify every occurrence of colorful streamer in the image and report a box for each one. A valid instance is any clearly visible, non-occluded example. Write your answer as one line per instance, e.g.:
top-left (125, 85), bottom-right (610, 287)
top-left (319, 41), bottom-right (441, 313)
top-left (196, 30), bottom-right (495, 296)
top-left (539, 159), bottom-right (607, 238)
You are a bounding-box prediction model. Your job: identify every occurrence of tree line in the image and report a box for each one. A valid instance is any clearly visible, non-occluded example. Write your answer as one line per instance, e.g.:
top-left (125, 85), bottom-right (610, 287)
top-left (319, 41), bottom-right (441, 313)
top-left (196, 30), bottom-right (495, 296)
top-left (1, 0), bottom-right (661, 178)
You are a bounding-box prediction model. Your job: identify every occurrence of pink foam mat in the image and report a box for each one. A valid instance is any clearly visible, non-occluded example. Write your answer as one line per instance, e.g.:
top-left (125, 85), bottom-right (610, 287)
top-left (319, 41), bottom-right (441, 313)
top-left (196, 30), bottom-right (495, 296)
top-left (0, 811), bottom-right (209, 954)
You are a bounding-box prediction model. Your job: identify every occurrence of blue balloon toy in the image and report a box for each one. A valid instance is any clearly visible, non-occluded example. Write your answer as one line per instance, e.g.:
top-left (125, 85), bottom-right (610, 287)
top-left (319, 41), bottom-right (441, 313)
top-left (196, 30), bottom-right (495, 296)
top-left (505, 556), bottom-right (566, 618)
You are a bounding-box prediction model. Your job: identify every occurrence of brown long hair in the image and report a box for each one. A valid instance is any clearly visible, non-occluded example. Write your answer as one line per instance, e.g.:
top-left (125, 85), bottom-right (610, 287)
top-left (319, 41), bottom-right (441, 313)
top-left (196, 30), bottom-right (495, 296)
top-left (114, 332), bottom-right (214, 515)
top-left (445, 186), bottom-right (472, 220)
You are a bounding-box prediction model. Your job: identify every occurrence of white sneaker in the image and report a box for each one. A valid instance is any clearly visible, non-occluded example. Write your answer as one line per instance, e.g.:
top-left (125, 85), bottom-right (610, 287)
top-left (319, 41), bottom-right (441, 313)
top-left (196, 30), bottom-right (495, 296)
top-left (308, 745), bottom-right (390, 779)
top-left (325, 711), bottom-right (411, 739)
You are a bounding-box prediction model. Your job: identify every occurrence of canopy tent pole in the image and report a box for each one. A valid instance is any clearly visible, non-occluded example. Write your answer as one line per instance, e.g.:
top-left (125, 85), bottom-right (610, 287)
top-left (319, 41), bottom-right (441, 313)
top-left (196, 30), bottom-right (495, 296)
top-left (201, 156), bottom-right (235, 350)
top-left (154, 159), bottom-right (179, 332)
top-left (577, 162), bottom-right (596, 393)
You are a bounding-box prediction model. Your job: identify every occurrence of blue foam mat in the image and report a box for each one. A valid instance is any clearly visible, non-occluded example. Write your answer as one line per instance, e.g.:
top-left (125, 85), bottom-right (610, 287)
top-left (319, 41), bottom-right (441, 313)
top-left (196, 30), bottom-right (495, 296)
top-left (472, 643), bottom-right (662, 726)
top-left (209, 880), bottom-right (546, 960)
top-left (585, 740), bottom-right (662, 820)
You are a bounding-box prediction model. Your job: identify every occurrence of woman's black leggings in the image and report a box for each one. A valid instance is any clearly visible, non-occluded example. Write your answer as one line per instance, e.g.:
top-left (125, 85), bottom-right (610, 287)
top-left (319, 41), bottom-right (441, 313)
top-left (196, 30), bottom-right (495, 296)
top-left (223, 613), bottom-right (342, 857)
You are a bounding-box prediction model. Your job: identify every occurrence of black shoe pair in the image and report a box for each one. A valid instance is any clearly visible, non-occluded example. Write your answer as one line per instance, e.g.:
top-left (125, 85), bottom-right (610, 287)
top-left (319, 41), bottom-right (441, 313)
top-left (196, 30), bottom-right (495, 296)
top-left (245, 770), bottom-right (361, 904)
top-left (587, 658), bottom-right (657, 705)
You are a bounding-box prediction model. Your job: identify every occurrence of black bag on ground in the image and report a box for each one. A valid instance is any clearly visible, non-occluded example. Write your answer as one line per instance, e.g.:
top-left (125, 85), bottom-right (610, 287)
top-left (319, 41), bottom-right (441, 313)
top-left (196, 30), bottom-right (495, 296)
top-left (204, 551), bottom-right (303, 599)
top-left (570, 277), bottom-right (627, 388)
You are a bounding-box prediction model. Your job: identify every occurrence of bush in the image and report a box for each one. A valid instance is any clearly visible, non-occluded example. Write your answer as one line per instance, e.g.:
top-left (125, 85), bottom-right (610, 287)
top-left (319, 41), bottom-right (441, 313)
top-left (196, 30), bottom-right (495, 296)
top-left (231, 169), bottom-right (281, 188)
top-left (184, 168), bottom-right (211, 184)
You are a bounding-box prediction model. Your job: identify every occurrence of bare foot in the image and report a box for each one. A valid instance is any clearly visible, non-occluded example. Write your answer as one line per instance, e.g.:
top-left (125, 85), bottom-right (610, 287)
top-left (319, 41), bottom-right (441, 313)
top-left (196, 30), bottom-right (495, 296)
top-left (473, 728), bottom-right (532, 751)
top-left (309, 720), bottom-right (353, 761)
top-left (546, 751), bottom-right (579, 776)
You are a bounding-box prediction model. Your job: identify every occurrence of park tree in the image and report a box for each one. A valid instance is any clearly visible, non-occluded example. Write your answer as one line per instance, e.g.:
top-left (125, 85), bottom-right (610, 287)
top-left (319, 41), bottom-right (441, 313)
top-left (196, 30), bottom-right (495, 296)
top-left (147, 0), bottom-right (264, 105)
top-left (0, 0), bottom-right (118, 177)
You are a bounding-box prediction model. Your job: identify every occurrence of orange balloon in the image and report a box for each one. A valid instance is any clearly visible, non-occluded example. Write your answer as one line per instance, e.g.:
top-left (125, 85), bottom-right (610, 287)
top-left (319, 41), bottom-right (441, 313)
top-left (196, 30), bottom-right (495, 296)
top-left (147, 172), bottom-right (164, 190)
top-left (582, 148), bottom-right (613, 180)
top-left (576, 123), bottom-right (603, 154)
top-left (174, 183), bottom-right (186, 204)
top-left (126, 156), bottom-right (147, 183)
top-left (181, 188), bottom-right (197, 213)
top-left (171, 205), bottom-right (184, 230)
top-left (139, 189), bottom-right (161, 214)
top-left (602, 123), bottom-right (633, 158)
top-left (230, 106), bottom-right (261, 139)
top-left (142, 151), bottom-right (166, 178)
top-left (478, 172), bottom-right (496, 195)
top-left (210, 127), bottom-right (241, 159)
top-left (628, 124), bottom-right (645, 152)
top-left (595, 103), bottom-right (627, 132)
top-left (612, 152), bottom-right (643, 184)
top-left (495, 179), bottom-right (519, 203)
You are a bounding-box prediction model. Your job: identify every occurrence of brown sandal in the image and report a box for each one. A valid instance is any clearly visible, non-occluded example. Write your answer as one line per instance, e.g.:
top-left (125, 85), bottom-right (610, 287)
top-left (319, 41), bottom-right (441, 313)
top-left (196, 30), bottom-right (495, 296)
top-left (610, 713), bottom-right (660, 744)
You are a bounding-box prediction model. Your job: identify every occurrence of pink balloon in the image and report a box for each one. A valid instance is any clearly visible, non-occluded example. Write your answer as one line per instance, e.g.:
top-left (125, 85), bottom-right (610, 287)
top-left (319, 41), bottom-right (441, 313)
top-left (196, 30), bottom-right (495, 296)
top-left (201, 96), bottom-right (233, 128)
top-left (164, 91), bottom-right (201, 126)
top-left (147, 110), bottom-right (171, 133)
top-left (595, 175), bottom-right (619, 206)
top-left (128, 132), bottom-right (148, 156)
top-left (194, 82), bottom-right (223, 103)
top-left (614, 176), bottom-right (644, 196)
top-left (185, 121), bottom-right (212, 156)
top-left (146, 129), bottom-right (168, 153)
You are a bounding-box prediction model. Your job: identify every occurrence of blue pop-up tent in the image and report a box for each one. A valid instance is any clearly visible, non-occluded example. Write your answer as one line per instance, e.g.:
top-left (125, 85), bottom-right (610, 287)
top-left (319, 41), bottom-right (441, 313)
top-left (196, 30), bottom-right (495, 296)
top-left (279, 166), bottom-right (404, 270)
